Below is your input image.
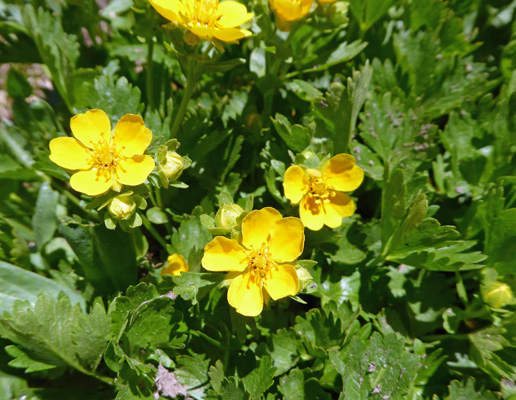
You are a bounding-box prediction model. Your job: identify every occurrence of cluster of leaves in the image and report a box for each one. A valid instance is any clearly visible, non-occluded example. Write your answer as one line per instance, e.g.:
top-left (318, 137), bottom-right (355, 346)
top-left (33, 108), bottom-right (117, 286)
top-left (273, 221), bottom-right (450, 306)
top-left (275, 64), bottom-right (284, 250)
top-left (1, 0), bottom-right (516, 399)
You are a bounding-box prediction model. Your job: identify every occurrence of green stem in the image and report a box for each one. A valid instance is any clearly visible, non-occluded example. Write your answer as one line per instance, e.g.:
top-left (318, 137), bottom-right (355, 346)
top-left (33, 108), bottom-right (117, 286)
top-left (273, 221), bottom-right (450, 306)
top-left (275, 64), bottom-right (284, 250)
top-left (146, 30), bottom-right (155, 110)
top-left (141, 214), bottom-right (168, 250)
top-left (170, 57), bottom-right (197, 138)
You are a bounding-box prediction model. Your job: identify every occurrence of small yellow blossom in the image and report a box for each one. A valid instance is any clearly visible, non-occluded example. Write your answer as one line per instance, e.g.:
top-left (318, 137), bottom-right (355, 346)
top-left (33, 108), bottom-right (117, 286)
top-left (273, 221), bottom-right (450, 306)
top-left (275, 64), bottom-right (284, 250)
top-left (49, 110), bottom-right (155, 196)
top-left (269, 0), bottom-right (314, 29)
top-left (149, 0), bottom-right (253, 44)
top-left (283, 153), bottom-right (364, 231)
top-left (216, 203), bottom-right (244, 230)
top-left (202, 207), bottom-right (304, 317)
top-left (161, 254), bottom-right (189, 277)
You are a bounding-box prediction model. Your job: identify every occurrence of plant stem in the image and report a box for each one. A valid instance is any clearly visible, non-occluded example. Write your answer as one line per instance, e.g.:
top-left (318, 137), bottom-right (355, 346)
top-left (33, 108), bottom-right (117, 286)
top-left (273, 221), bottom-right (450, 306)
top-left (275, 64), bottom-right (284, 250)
top-left (170, 57), bottom-right (197, 138)
top-left (51, 182), bottom-right (100, 222)
top-left (141, 214), bottom-right (168, 250)
top-left (146, 30), bottom-right (155, 110)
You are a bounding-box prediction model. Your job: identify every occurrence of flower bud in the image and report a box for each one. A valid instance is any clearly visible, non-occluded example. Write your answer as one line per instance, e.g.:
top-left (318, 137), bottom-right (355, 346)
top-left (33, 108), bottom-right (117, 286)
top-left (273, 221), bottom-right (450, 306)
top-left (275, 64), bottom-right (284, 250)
top-left (161, 151), bottom-right (185, 180)
top-left (328, 1), bottom-right (350, 27)
top-left (108, 194), bottom-right (136, 220)
top-left (161, 254), bottom-right (188, 277)
top-left (215, 204), bottom-right (244, 230)
top-left (483, 282), bottom-right (514, 308)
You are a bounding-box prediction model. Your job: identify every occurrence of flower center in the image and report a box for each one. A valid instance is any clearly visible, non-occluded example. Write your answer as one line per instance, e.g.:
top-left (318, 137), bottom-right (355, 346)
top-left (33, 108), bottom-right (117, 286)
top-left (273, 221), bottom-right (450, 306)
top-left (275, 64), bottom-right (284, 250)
top-left (307, 176), bottom-right (329, 202)
top-left (189, 0), bottom-right (220, 27)
top-left (88, 133), bottom-right (125, 179)
top-left (248, 243), bottom-right (274, 281)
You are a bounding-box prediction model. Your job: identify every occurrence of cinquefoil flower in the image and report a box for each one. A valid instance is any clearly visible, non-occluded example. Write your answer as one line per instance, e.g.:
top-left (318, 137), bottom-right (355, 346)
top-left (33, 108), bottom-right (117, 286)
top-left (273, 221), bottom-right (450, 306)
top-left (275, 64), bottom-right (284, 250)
top-left (202, 207), bottom-right (304, 316)
top-left (269, 0), bottom-right (314, 24)
top-left (283, 153), bottom-right (364, 231)
top-left (149, 0), bottom-right (253, 43)
top-left (49, 109), bottom-right (155, 196)
top-left (161, 254), bottom-right (189, 277)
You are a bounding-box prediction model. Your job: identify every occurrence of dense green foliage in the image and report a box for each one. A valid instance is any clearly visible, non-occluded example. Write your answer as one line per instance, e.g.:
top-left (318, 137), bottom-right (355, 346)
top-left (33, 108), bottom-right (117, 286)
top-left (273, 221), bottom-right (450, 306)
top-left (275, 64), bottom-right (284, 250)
top-left (1, 0), bottom-right (516, 398)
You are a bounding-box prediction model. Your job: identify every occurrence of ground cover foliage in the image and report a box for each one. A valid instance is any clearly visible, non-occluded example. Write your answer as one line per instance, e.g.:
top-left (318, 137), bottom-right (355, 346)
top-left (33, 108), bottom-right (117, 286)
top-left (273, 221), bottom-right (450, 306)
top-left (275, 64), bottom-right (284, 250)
top-left (0, 0), bottom-right (516, 398)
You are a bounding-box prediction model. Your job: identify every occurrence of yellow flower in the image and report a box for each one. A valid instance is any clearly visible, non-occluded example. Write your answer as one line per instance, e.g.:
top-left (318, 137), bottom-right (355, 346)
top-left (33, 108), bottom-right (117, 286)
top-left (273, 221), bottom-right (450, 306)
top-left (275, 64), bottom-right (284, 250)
top-left (269, 0), bottom-right (314, 23)
top-left (49, 110), bottom-right (155, 197)
top-left (202, 207), bottom-right (304, 317)
top-left (283, 153), bottom-right (364, 231)
top-left (161, 254), bottom-right (189, 277)
top-left (149, 0), bottom-right (253, 43)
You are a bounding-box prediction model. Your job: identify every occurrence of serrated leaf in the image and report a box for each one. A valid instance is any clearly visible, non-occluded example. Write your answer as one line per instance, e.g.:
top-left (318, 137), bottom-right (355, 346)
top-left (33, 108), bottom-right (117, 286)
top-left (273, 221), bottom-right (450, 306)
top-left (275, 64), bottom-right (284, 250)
top-left (271, 114), bottom-right (311, 152)
top-left (0, 261), bottom-right (86, 315)
top-left (76, 75), bottom-right (143, 123)
top-left (269, 329), bottom-right (300, 376)
top-left (0, 294), bottom-right (109, 377)
top-left (340, 333), bottom-right (420, 399)
top-left (172, 272), bottom-right (224, 305)
top-left (243, 355), bottom-right (275, 399)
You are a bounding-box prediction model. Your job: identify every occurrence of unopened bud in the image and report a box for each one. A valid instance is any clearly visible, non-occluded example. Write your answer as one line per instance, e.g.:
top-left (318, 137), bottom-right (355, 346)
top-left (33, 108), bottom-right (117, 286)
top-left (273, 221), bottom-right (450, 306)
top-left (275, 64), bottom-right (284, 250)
top-left (108, 195), bottom-right (136, 220)
top-left (184, 31), bottom-right (200, 46)
top-left (161, 151), bottom-right (185, 180)
top-left (328, 1), bottom-right (350, 27)
top-left (483, 282), bottom-right (514, 308)
top-left (161, 254), bottom-right (188, 277)
top-left (216, 204), bottom-right (244, 230)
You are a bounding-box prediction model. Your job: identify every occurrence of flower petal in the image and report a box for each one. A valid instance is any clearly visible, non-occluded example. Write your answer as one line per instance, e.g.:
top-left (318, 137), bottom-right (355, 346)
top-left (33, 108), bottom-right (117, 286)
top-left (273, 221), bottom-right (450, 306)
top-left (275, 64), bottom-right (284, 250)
top-left (269, 217), bottom-right (304, 263)
top-left (242, 207), bottom-right (282, 250)
top-left (264, 264), bottom-right (298, 300)
top-left (70, 169), bottom-right (112, 196)
top-left (148, 0), bottom-right (185, 23)
top-left (114, 114), bottom-right (152, 158)
top-left (227, 272), bottom-right (263, 316)
top-left (283, 165), bottom-right (308, 204)
top-left (161, 253), bottom-right (188, 277)
top-left (217, 2), bottom-right (253, 28)
top-left (323, 154), bottom-right (364, 192)
top-left (323, 191), bottom-right (355, 228)
top-left (115, 155), bottom-right (155, 186)
top-left (49, 137), bottom-right (91, 170)
top-left (299, 195), bottom-right (325, 231)
top-left (189, 25), bottom-right (216, 40)
top-left (70, 109), bottom-right (111, 149)
top-left (202, 237), bottom-right (248, 272)
top-left (212, 27), bottom-right (251, 42)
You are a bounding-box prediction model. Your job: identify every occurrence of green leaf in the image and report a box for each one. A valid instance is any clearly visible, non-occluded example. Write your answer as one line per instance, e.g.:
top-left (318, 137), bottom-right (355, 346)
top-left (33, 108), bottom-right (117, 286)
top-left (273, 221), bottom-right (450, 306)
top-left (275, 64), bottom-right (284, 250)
top-left (0, 261), bottom-right (86, 315)
top-left (0, 294), bottom-right (109, 377)
top-left (21, 5), bottom-right (80, 109)
top-left (381, 168), bottom-right (406, 246)
top-left (349, 0), bottom-right (397, 31)
top-left (60, 222), bottom-right (138, 294)
top-left (6, 67), bottom-right (32, 99)
top-left (287, 80), bottom-right (323, 102)
top-left (339, 333), bottom-right (420, 399)
top-left (243, 355), bottom-right (275, 399)
top-left (250, 47), bottom-right (266, 78)
top-left (446, 379), bottom-right (499, 399)
top-left (171, 215), bottom-right (212, 269)
top-left (269, 329), bottom-right (301, 376)
top-left (314, 62), bottom-right (372, 154)
top-left (270, 114), bottom-right (311, 152)
top-left (485, 208), bottom-right (516, 274)
top-left (172, 272), bottom-right (225, 305)
top-left (32, 182), bottom-right (58, 249)
top-left (146, 207), bottom-right (168, 224)
top-left (278, 369), bottom-right (331, 400)
top-left (294, 309), bottom-right (345, 353)
top-left (76, 75), bottom-right (143, 124)
top-left (175, 354), bottom-right (210, 400)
